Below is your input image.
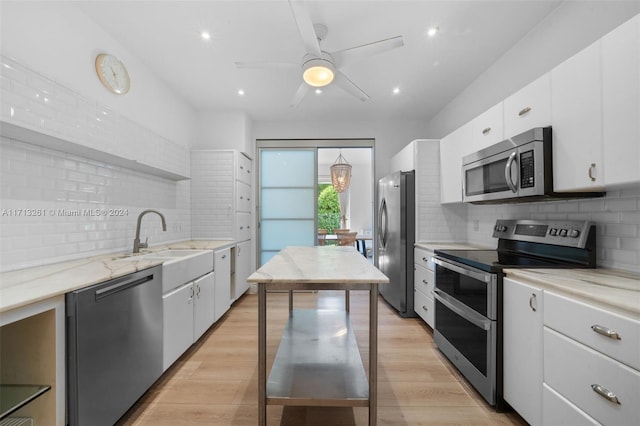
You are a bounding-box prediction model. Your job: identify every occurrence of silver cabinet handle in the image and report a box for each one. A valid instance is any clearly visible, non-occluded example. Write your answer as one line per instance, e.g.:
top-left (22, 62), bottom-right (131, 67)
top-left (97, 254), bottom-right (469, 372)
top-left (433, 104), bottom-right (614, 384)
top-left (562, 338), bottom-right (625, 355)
top-left (518, 106), bottom-right (531, 116)
top-left (196, 284), bottom-right (201, 297)
top-left (482, 127), bottom-right (491, 135)
top-left (422, 279), bottom-right (429, 285)
top-left (591, 384), bottom-right (621, 405)
top-left (422, 257), bottom-right (429, 262)
top-left (240, 165), bottom-right (244, 170)
top-left (591, 324), bottom-right (621, 340)
top-left (422, 306), bottom-right (428, 312)
top-left (588, 163), bottom-right (597, 182)
top-left (221, 254), bottom-right (226, 259)
top-left (504, 151), bottom-right (518, 193)
top-left (529, 293), bottom-right (537, 312)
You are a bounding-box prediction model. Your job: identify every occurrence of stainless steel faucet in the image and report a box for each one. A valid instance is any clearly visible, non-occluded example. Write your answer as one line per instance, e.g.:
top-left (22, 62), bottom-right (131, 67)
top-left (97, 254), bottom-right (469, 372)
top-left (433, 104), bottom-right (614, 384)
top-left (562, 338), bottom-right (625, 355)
top-left (132, 209), bottom-right (167, 253)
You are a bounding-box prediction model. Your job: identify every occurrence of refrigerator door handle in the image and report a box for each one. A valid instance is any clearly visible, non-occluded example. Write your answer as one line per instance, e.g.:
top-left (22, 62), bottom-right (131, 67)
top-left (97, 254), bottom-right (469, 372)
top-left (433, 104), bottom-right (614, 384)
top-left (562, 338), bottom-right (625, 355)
top-left (379, 198), bottom-right (388, 248)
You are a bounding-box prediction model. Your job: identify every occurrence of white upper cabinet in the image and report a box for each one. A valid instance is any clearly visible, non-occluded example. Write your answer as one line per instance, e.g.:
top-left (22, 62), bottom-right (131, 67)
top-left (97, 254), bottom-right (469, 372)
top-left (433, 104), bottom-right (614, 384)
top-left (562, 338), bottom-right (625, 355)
top-left (551, 40), bottom-right (604, 191)
top-left (504, 73), bottom-right (552, 138)
top-left (440, 121), bottom-right (472, 204)
top-left (602, 14), bottom-right (640, 187)
top-left (471, 102), bottom-right (504, 153)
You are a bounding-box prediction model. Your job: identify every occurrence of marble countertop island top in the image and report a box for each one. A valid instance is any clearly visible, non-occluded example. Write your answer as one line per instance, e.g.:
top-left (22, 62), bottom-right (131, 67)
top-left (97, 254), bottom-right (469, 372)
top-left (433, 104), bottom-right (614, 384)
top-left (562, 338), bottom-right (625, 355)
top-left (248, 246), bottom-right (389, 285)
top-left (0, 240), bottom-right (235, 313)
top-left (505, 268), bottom-right (640, 319)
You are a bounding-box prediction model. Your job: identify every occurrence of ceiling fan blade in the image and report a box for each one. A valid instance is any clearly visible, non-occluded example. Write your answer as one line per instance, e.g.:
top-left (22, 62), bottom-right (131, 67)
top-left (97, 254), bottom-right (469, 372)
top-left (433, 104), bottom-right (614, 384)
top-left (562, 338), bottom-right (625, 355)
top-left (290, 82), bottom-right (310, 107)
top-left (332, 35), bottom-right (404, 68)
top-left (334, 71), bottom-right (370, 102)
top-left (289, 0), bottom-right (322, 57)
top-left (235, 61), bottom-right (297, 69)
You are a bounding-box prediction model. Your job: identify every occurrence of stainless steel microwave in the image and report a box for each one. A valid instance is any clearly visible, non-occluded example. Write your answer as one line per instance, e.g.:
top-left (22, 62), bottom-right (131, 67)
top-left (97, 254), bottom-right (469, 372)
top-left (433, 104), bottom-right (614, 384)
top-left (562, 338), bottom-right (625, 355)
top-left (462, 127), bottom-right (603, 203)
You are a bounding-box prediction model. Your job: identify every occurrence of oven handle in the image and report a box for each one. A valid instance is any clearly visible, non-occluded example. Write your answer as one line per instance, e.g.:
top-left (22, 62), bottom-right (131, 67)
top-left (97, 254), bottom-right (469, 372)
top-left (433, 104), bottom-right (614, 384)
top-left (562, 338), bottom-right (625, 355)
top-left (434, 289), bottom-right (492, 331)
top-left (432, 257), bottom-right (492, 283)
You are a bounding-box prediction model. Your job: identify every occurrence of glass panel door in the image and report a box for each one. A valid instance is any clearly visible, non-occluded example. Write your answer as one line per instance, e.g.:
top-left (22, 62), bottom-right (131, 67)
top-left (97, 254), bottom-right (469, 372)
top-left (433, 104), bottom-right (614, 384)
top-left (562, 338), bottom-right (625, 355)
top-left (259, 149), bottom-right (316, 265)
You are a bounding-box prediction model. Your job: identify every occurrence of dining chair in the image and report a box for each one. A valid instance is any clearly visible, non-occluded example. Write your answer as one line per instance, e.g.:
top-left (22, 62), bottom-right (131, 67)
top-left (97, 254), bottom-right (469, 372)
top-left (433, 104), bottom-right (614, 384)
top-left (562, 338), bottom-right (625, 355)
top-left (317, 228), bottom-right (327, 246)
top-left (336, 231), bottom-right (357, 247)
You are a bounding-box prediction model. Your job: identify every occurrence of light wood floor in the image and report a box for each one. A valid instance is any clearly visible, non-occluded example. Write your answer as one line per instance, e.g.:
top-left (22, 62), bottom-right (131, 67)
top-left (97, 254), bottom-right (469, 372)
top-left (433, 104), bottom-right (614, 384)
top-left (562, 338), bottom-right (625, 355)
top-left (118, 291), bottom-right (526, 425)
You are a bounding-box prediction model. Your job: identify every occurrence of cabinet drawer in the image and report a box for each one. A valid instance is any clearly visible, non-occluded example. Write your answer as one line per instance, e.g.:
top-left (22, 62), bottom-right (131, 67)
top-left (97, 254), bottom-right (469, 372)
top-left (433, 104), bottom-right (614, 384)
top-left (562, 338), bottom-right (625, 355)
top-left (414, 247), bottom-right (435, 271)
top-left (414, 288), bottom-right (434, 328)
top-left (543, 383), bottom-right (599, 426)
top-left (504, 73), bottom-right (551, 138)
top-left (545, 291), bottom-right (640, 370)
top-left (236, 181), bottom-right (251, 212)
top-left (544, 327), bottom-right (640, 426)
top-left (236, 212), bottom-right (251, 241)
top-left (237, 153), bottom-right (252, 185)
top-left (414, 263), bottom-right (434, 296)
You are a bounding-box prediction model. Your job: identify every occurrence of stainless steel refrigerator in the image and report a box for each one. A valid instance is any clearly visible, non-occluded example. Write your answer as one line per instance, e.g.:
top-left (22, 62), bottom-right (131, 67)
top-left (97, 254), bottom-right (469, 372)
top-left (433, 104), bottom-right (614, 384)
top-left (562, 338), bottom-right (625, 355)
top-left (376, 170), bottom-right (416, 317)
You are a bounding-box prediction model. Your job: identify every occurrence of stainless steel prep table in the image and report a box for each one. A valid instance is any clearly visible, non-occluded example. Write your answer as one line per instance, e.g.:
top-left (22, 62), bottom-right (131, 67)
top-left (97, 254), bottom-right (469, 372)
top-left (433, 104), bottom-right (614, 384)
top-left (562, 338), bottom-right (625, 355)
top-left (247, 246), bottom-right (389, 426)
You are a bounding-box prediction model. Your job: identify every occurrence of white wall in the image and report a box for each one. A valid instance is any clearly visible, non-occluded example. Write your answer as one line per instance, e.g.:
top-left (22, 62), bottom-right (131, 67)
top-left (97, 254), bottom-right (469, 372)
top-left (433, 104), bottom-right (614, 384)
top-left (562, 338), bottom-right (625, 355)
top-left (194, 110), bottom-right (255, 156)
top-left (0, 1), bottom-right (196, 147)
top-left (253, 118), bottom-right (428, 182)
top-left (425, 2), bottom-right (640, 137)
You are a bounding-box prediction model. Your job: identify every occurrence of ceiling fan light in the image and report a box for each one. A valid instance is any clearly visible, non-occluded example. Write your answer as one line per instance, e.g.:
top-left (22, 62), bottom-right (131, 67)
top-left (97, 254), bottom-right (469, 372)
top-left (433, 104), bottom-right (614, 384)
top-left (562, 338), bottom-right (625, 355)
top-left (302, 58), bottom-right (335, 87)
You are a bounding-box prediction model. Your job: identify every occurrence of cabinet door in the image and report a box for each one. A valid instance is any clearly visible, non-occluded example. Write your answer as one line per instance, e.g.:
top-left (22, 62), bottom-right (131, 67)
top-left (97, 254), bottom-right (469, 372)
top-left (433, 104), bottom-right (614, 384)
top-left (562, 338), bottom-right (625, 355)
top-left (236, 181), bottom-right (252, 213)
top-left (504, 73), bottom-right (551, 138)
top-left (162, 282), bottom-right (194, 371)
top-left (552, 41), bottom-right (604, 191)
top-left (213, 248), bottom-right (231, 322)
top-left (237, 152), bottom-right (252, 185)
top-left (471, 102), bottom-right (504, 153)
top-left (414, 288), bottom-right (434, 328)
top-left (193, 272), bottom-right (215, 340)
top-left (602, 14), bottom-right (640, 186)
top-left (543, 384), bottom-right (600, 426)
top-left (440, 122), bottom-right (472, 204)
top-left (234, 240), bottom-right (252, 300)
top-left (503, 277), bottom-right (543, 426)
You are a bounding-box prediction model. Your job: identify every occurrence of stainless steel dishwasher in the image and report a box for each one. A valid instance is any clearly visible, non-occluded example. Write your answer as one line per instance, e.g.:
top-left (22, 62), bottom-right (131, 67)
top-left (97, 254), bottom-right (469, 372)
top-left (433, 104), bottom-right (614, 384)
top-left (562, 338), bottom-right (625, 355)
top-left (66, 265), bottom-right (163, 426)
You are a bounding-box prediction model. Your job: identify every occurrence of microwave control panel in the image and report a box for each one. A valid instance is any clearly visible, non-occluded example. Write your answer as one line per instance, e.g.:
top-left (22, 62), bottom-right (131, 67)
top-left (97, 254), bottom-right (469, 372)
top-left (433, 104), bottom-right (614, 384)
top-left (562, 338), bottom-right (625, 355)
top-left (520, 150), bottom-right (535, 188)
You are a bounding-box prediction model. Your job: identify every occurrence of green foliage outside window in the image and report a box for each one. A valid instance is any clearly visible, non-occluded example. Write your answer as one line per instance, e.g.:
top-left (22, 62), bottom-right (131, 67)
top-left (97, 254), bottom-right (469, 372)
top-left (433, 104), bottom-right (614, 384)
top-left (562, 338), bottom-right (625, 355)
top-left (318, 184), bottom-right (341, 234)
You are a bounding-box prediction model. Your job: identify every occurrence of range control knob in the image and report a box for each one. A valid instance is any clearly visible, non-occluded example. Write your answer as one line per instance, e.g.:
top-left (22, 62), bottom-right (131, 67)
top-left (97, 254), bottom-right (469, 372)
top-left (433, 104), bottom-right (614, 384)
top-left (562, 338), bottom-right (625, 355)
top-left (549, 228), bottom-right (558, 236)
top-left (569, 229), bottom-right (580, 238)
top-left (559, 229), bottom-right (568, 237)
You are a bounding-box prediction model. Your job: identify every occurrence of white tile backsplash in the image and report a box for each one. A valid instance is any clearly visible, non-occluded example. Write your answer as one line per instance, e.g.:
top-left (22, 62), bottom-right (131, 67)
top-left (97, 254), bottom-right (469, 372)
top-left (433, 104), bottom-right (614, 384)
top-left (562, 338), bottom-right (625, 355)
top-left (466, 189), bottom-right (640, 273)
top-left (0, 137), bottom-right (191, 272)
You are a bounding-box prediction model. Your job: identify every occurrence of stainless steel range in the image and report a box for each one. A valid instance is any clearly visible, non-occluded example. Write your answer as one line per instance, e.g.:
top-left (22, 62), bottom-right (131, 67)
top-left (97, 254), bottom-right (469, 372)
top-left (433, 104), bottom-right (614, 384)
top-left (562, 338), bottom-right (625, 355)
top-left (432, 219), bottom-right (596, 408)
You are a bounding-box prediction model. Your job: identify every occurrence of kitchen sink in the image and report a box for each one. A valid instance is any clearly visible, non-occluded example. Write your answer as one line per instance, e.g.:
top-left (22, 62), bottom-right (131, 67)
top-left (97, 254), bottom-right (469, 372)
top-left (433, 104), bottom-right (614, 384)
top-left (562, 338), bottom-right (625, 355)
top-left (115, 249), bottom-right (214, 292)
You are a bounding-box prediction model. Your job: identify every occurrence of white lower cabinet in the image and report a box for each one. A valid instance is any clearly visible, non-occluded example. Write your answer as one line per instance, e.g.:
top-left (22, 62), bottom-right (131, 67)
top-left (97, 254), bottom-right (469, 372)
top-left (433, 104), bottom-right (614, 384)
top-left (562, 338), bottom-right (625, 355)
top-left (163, 282), bottom-right (195, 370)
top-left (163, 272), bottom-right (215, 371)
top-left (503, 278), bottom-right (543, 426)
top-left (414, 247), bottom-right (435, 328)
top-left (214, 247), bottom-right (231, 322)
top-left (234, 240), bottom-right (251, 301)
top-left (542, 383), bottom-right (599, 426)
top-left (544, 327), bottom-right (640, 426)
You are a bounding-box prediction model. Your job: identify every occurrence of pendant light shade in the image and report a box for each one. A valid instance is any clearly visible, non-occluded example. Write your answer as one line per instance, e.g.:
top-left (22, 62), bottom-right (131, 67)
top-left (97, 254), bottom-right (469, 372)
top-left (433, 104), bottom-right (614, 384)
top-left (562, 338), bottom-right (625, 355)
top-left (330, 153), bottom-right (352, 193)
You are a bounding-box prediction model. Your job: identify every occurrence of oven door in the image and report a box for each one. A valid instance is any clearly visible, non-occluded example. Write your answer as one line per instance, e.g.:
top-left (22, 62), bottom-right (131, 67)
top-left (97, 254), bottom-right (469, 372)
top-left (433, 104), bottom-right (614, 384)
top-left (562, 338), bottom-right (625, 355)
top-left (432, 256), bottom-right (499, 405)
top-left (432, 257), bottom-right (497, 319)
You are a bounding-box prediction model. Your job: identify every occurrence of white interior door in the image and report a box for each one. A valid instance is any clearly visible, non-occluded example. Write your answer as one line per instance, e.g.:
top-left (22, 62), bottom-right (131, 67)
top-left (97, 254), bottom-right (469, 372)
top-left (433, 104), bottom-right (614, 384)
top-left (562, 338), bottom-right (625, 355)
top-left (259, 149), bottom-right (316, 265)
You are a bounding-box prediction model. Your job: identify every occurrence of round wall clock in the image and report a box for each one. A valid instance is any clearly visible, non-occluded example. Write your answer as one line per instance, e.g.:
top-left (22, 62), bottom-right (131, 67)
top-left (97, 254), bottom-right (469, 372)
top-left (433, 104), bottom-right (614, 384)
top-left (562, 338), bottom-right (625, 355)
top-left (95, 53), bottom-right (130, 94)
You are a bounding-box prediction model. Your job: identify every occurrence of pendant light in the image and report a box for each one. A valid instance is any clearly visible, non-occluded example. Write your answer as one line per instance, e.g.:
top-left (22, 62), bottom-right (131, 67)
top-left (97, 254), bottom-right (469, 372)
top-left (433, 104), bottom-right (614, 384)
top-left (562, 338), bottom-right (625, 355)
top-left (330, 152), bottom-right (352, 193)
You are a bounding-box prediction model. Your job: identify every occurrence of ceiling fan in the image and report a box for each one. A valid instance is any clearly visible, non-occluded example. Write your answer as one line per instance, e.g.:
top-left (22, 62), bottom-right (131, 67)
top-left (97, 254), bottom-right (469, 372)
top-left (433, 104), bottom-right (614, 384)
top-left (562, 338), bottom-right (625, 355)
top-left (235, 0), bottom-right (404, 107)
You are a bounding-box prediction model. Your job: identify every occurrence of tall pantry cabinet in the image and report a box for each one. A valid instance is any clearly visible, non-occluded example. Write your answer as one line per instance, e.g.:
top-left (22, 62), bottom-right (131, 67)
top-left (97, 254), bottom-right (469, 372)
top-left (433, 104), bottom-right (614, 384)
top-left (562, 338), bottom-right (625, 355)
top-left (191, 150), bottom-right (254, 302)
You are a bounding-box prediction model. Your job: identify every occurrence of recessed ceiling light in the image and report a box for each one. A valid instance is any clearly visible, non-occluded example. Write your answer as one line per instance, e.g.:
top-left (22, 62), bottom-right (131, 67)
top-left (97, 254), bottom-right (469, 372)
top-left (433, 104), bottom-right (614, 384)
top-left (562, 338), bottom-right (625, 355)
top-left (201, 31), bottom-right (211, 41)
top-left (315, 89), bottom-right (322, 94)
top-left (237, 89), bottom-right (245, 96)
top-left (393, 87), bottom-right (400, 95)
top-left (427, 27), bottom-right (439, 37)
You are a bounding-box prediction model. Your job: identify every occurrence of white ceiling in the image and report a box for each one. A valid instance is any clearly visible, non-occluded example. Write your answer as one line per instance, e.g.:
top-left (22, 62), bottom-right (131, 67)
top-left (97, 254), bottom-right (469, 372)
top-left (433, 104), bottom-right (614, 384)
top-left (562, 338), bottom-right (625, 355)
top-left (74, 0), bottom-right (561, 123)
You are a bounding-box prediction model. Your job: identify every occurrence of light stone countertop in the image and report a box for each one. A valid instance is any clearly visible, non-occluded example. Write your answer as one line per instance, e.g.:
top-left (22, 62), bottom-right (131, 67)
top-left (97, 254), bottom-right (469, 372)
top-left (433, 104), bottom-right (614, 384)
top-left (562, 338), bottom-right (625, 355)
top-left (505, 268), bottom-right (640, 319)
top-left (248, 246), bottom-right (389, 285)
top-left (0, 240), bottom-right (235, 313)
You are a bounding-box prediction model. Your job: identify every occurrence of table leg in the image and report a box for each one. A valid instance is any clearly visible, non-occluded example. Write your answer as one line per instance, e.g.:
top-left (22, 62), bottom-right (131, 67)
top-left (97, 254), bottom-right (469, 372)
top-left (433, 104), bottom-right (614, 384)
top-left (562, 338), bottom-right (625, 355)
top-left (258, 283), bottom-right (267, 426)
top-left (369, 283), bottom-right (378, 426)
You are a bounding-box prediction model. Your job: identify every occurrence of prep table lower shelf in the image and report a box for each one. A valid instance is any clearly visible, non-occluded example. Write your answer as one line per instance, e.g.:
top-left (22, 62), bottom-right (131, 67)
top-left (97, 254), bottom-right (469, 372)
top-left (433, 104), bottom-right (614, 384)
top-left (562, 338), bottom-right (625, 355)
top-left (267, 309), bottom-right (369, 407)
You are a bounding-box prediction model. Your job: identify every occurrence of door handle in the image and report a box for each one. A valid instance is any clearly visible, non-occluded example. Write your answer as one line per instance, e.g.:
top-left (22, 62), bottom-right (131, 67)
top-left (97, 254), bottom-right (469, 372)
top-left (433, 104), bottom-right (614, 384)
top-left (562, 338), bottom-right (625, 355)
top-left (505, 151), bottom-right (518, 193)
